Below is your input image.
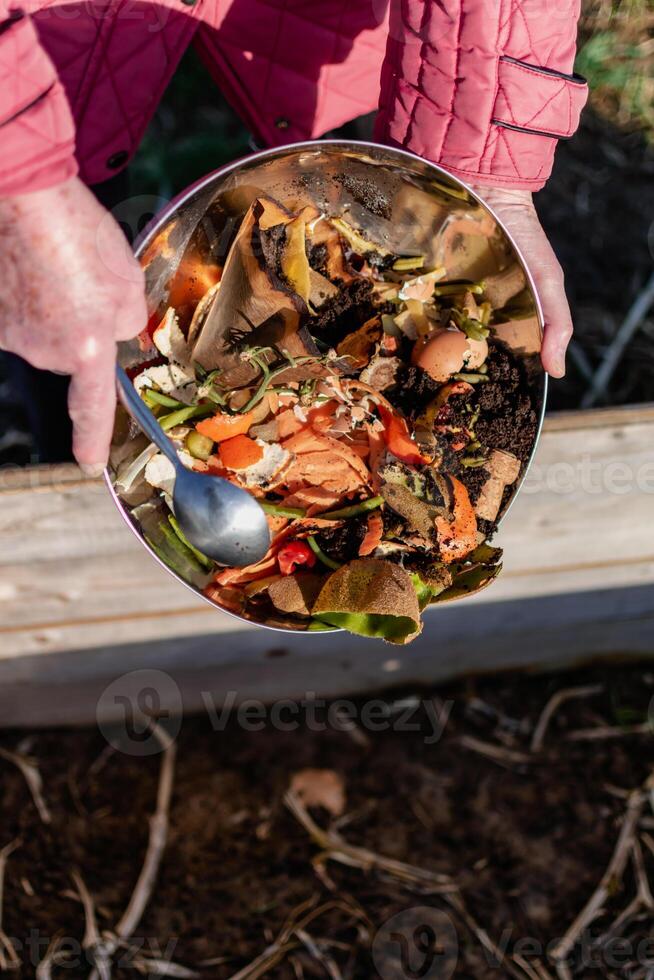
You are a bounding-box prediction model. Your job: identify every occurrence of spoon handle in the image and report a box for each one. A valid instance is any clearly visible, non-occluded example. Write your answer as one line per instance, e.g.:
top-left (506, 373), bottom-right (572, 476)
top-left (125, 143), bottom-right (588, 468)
top-left (116, 365), bottom-right (179, 467)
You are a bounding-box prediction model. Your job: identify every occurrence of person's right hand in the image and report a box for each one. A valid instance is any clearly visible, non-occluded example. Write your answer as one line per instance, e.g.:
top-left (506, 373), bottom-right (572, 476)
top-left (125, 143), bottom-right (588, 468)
top-left (0, 176), bottom-right (147, 475)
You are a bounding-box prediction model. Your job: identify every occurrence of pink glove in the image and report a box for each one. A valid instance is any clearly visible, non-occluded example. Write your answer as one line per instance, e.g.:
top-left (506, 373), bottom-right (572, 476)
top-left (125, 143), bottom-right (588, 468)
top-left (0, 176), bottom-right (147, 473)
top-left (471, 184), bottom-right (573, 378)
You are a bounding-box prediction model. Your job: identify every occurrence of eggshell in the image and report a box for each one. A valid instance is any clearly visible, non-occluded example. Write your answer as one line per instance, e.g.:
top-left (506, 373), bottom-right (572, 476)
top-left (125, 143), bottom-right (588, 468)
top-left (462, 336), bottom-right (488, 370)
top-left (414, 329), bottom-right (488, 382)
top-left (415, 329), bottom-right (468, 382)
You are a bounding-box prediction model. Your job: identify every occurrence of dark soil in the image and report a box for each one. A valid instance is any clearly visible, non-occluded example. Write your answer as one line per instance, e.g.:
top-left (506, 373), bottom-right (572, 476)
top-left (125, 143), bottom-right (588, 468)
top-left (258, 222), bottom-right (288, 281)
top-left (311, 279), bottom-right (378, 347)
top-left (2, 663), bottom-right (654, 979)
top-left (313, 516), bottom-right (368, 563)
top-left (387, 365), bottom-right (442, 416)
top-left (475, 345), bottom-right (540, 464)
top-left (457, 463), bottom-right (490, 506)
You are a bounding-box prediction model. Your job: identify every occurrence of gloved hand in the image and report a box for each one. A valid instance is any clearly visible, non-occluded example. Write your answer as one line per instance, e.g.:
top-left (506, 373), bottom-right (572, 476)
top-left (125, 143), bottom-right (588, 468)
top-left (471, 184), bottom-right (573, 379)
top-left (0, 176), bottom-right (147, 474)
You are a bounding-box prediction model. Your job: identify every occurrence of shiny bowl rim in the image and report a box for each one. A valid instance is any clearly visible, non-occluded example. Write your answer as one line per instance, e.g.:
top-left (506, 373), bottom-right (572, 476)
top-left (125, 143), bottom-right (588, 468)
top-left (104, 138), bottom-right (548, 635)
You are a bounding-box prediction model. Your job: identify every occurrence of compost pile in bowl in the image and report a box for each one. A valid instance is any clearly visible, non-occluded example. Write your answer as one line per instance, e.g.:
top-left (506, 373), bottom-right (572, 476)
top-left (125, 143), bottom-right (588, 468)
top-left (113, 193), bottom-right (539, 642)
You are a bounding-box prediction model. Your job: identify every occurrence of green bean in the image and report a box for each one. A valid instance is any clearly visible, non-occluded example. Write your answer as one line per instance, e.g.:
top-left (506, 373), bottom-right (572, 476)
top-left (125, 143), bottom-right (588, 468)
top-left (261, 502), bottom-right (306, 519)
top-left (392, 256), bottom-right (425, 271)
top-left (159, 404), bottom-right (213, 432)
top-left (168, 515), bottom-right (213, 571)
top-left (143, 389), bottom-right (185, 409)
top-left (307, 536), bottom-right (342, 570)
top-left (434, 281), bottom-right (485, 297)
top-left (452, 372), bottom-right (489, 384)
top-left (322, 496), bottom-right (384, 520)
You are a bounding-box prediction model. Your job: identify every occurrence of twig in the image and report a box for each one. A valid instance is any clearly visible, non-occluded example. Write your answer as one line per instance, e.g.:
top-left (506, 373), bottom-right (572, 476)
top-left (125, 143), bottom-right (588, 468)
top-left (0, 746), bottom-right (51, 824)
top-left (72, 871), bottom-right (110, 980)
top-left (72, 871), bottom-right (102, 950)
top-left (632, 837), bottom-right (654, 909)
top-left (108, 938), bottom-right (200, 978)
top-left (225, 898), bottom-right (355, 980)
top-left (132, 953), bottom-right (200, 977)
top-left (0, 840), bottom-right (21, 971)
top-left (565, 722), bottom-right (651, 741)
top-left (550, 788), bottom-right (645, 965)
top-left (530, 684), bottom-right (603, 752)
top-left (583, 271), bottom-right (654, 407)
top-left (89, 724), bottom-right (177, 980)
top-left (284, 790), bottom-right (456, 892)
top-left (331, 706), bottom-right (370, 750)
top-left (640, 831), bottom-right (654, 861)
top-left (513, 953), bottom-right (548, 980)
top-left (588, 836), bottom-right (654, 951)
top-left (458, 735), bottom-right (532, 770)
top-left (593, 895), bottom-right (641, 949)
top-left (553, 961), bottom-right (573, 980)
top-left (36, 937), bottom-right (66, 980)
top-left (286, 792), bottom-right (551, 980)
top-left (444, 891), bottom-right (550, 980)
top-left (115, 726), bottom-right (176, 940)
top-left (295, 929), bottom-right (343, 980)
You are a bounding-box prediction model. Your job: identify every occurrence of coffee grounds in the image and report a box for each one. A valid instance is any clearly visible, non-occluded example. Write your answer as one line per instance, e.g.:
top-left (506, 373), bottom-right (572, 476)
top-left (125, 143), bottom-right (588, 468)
top-left (474, 342), bottom-right (539, 462)
top-left (313, 517), bottom-right (368, 563)
top-left (386, 365), bottom-right (442, 417)
top-left (308, 243), bottom-right (328, 276)
top-left (257, 223), bottom-right (287, 281)
top-left (333, 173), bottom-right (392, 220)
top-left (458, 464), bottom-right (490, 506)
top-left (311, 279), bottom-right (377, 347)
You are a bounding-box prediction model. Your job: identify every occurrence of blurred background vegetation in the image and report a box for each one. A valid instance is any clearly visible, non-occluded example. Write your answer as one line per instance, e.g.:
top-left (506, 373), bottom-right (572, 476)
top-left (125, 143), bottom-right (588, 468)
top-left (577, 0), bottom-right (653, 140)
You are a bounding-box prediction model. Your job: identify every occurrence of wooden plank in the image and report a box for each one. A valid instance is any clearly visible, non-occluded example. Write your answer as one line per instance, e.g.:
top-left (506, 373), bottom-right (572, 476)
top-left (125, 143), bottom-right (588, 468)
top-left (1, 585), bottom-right (653, 728)
top-left (1, 407), bottom-right (653, 665)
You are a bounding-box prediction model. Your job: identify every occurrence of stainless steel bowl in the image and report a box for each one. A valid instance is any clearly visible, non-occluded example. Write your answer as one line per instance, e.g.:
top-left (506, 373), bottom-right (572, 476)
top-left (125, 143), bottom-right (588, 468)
top-left (106, 140), bottom-right (547, 632)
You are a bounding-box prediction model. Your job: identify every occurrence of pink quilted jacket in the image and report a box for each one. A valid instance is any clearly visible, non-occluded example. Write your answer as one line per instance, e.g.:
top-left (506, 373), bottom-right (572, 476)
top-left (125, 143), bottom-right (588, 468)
top-left (0, 0), bottom-right (588, 198)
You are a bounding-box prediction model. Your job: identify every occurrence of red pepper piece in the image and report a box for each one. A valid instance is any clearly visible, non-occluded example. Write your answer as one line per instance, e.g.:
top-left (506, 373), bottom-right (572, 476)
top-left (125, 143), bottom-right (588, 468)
top-left (278, 540), bottom-right (317, 576)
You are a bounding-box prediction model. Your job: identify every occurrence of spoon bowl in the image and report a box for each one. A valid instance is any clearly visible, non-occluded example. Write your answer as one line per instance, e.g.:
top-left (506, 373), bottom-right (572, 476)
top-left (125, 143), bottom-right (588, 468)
top-left (172, 466), bottom-right (271, 568)
top-left (116, 365), bottom-right (271, 567)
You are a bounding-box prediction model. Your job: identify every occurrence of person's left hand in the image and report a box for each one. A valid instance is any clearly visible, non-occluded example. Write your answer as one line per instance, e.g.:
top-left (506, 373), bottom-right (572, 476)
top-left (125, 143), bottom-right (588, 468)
top-left (470, 184), bottom-right (572, 378)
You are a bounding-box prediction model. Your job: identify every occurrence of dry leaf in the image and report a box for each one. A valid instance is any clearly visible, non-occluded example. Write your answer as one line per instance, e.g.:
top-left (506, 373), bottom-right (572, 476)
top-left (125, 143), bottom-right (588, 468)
top-left (289, 769), bottom-right (346, 817)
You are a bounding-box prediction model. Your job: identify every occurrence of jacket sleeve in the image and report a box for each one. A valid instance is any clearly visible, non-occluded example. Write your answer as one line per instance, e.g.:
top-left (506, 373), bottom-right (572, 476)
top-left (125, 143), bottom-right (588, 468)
top-left (0, 11), bottom-right (78, 197)
top-left (374, 0), bottom-right (589, 191)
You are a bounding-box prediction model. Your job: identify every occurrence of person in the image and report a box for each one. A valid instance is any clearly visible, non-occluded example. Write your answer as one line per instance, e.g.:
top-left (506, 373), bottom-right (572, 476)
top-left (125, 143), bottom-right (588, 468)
top-left (0, 0), bottom-right (588, 474)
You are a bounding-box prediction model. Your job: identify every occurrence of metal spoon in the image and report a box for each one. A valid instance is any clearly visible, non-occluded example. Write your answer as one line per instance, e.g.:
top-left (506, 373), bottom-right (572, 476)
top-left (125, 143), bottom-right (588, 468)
top-left (116, 366), bottom-right (271, 568)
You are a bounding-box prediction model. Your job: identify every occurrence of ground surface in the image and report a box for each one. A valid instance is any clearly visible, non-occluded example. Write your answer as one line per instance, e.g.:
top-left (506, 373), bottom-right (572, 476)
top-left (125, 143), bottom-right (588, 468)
top-left (2, 662), bottom-right (654, 979)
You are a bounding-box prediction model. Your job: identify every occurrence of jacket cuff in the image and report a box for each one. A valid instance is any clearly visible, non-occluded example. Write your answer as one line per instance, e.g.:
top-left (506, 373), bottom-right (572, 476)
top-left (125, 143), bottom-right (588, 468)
top-left (0, 13), bottom-right (78, 197)
top-left (375, 1), bottom-right (589, 192)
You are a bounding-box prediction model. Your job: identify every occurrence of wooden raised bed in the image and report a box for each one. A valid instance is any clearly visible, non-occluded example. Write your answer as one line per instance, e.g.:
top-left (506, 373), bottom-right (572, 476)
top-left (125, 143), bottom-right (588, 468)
top-left (1, 405), bottom-right (653, 727)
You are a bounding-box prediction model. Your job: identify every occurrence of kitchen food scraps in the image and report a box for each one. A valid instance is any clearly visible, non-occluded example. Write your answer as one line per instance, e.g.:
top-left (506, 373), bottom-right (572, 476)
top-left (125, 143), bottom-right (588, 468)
top-left (111, 193), bottom-right (540, 643)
